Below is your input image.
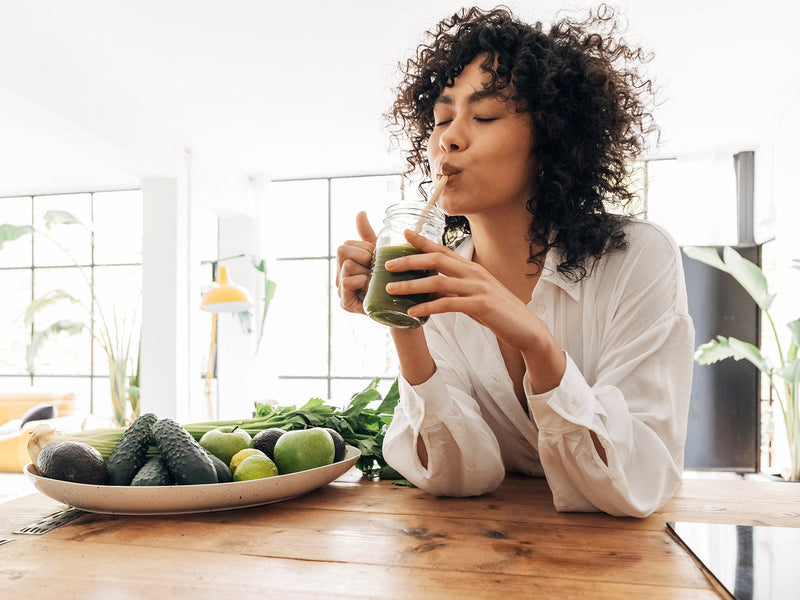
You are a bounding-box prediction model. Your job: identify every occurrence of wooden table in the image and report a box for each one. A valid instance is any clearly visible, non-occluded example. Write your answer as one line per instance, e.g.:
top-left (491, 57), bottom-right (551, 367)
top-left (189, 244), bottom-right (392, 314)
top-left (1, 470), bottom-right (798, 599)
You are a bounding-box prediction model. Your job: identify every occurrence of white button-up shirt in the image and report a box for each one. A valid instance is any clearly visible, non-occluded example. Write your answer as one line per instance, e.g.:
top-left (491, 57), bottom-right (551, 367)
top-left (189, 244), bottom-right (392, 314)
top-left (382, 219), bottom-right (695, 517)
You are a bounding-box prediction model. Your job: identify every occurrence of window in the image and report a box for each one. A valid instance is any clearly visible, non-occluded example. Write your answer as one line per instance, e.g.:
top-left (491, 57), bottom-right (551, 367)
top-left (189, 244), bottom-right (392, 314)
top-left (260, 175), bottom-right (405, 406)
top-left (0, 190), bottom-right (142, 419)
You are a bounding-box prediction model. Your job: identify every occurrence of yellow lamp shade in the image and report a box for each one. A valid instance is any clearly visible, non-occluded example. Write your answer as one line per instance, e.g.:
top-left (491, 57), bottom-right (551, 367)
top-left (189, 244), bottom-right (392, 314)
top-left (201, 266), bottom-right (253, 313)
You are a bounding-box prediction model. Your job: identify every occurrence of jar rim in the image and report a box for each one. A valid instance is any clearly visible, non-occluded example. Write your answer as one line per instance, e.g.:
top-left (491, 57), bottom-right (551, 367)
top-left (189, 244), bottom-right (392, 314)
top-left (384, 200), bottom-right (445, 222)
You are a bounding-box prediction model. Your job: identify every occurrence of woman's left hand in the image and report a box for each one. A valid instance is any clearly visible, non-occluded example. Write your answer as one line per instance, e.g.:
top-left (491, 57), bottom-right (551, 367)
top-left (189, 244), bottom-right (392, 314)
top-left (384, 229), bottom-right (543, 353)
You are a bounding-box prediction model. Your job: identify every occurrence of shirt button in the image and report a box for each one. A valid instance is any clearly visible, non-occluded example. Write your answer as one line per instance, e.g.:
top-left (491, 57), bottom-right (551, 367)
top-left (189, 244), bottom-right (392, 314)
top-left (536, 305), bottom-right (546, 315)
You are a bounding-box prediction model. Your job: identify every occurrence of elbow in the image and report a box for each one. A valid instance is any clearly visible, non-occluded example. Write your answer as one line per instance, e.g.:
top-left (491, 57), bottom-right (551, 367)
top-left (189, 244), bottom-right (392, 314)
top-left (384, 440), bottom-right (505, 498)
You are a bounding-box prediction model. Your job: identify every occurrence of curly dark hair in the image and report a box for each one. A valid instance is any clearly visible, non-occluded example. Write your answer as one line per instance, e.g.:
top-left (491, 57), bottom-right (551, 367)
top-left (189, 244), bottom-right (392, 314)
top-left (387, 5), bottom-right (657, 280)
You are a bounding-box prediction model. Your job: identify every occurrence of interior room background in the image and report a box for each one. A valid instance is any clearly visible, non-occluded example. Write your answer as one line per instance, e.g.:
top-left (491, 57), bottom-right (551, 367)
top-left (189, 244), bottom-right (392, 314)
top-left (1, 1), bottom-right (798, 474)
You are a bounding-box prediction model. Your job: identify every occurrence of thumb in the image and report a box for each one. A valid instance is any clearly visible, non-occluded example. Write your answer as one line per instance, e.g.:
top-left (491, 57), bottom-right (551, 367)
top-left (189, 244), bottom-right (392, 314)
top-left (355, 211), bottom-right (377, 244)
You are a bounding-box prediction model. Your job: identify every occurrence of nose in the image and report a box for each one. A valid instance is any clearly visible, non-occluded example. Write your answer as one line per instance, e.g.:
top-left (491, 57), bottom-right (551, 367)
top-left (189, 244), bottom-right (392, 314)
top-left (438, 118), bottom-right (466, 153)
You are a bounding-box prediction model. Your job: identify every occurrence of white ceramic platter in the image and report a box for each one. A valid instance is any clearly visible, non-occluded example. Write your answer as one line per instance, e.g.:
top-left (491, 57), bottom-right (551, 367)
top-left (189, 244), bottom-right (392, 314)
top-left (24, 445), bottom-right (361, 515)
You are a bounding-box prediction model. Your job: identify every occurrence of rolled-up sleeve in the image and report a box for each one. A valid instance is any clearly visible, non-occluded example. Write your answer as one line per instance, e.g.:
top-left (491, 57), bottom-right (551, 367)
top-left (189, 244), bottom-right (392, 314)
top-left (526, 226), bottom-right (695, 517)
top-left (382, 328), bottom-right (506, 497)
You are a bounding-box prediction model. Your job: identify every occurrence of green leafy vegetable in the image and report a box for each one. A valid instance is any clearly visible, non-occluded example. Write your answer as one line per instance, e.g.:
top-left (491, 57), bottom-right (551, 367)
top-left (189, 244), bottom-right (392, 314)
top-left (48, 378), bottom-right (401, 480)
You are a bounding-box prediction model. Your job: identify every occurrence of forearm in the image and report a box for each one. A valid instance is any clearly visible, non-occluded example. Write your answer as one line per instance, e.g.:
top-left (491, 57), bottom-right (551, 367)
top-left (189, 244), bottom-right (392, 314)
top-left (518, 318), bottom-right (567, 395)
top-left (390, 327), bottom-right (436, 385)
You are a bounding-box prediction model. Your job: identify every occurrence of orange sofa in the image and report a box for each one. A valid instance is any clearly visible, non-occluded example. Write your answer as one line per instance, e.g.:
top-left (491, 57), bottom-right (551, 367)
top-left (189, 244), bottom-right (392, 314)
top-left (0, 392), bottom-right (79, 473)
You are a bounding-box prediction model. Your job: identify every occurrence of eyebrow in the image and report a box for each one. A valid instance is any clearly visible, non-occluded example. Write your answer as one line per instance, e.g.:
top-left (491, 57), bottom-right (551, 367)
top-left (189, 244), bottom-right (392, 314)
top-left (434, 89), bottom-right (504, 105)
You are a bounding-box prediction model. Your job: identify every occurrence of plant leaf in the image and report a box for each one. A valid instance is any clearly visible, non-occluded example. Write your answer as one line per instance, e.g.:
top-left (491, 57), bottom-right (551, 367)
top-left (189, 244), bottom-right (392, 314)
top-left (0, 224), bottom-right (33, 250)
top-left (24, 289), bottom-right (81, 327)
top-left (683, 246), bottom-right (774, 311)
top-left (27, 319), bottom-right (85, 373)
top-left (722, 246), bottom-right (775, 311)
top-left (255, 279), bottom-right (276, 353)
top-left (694, 336), bottom-right (768, 373)
top-left (248, 255), bottom-right (267, 273)
top-left (375, 377), bottom-right (400, 414)
top-left (683, 246), bottom-right (727, 271)
top-left (787, 318), bottom-right (800, 348)
top-left (775, 360), bottom-right (800, 386)
top-left (44, 210), bottom-right (84, 228)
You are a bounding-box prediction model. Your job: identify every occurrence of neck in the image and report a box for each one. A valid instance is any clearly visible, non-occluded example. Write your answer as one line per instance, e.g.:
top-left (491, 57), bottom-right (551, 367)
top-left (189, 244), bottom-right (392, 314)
top-left (468, 210), bottom-right (543, 302)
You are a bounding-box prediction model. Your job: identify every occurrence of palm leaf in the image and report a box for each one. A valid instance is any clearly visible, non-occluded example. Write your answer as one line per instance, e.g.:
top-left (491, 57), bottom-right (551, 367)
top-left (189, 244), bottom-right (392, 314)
top-left (44, 210), bottom-right (84, 228)
top-left (722, 246), bottom-right (775, 311)
top-left (683, 246), bottom-right (775, 311)
top-left (248, 254), bottom-right (276, 353)
top-left (788, 318), bottom-right (800, 347)
top-left (27, 320), bottom-right (85, 373)
top-left (694, 336), bottom-right (768, 373)
top-left (775, 360), bottom-right (800, 386)
top-left (0, 224), bottom-right (33, 250)
top-left (683, 246), bottom-right (727, 271)
top-left (24, 289), bottom-right (81, 327)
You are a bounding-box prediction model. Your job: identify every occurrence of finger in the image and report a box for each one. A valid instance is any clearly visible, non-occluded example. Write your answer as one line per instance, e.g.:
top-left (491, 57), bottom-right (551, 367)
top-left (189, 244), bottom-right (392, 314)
top-left (385, 245), bottom-right (466, 277)
top-left (338, 257), bottom-right (371, 282)
top-left (385, 272), bottom-right (475, 298)
top-left (338, 272), bottom-right (369, 315)
top-left (339, 273), bottom-right (369, 292)
top-left (356, 211), bottom-right (377, 244)
top-left (403, 228), bottom-right (449, 253)
top-left (336, 242), bottom-right (373, 285)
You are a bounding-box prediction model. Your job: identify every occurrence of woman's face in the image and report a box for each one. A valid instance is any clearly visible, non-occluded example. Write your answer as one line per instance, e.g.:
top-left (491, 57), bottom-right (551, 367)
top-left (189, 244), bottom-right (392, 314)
top-left (427, 55), bottom-right (537, 218)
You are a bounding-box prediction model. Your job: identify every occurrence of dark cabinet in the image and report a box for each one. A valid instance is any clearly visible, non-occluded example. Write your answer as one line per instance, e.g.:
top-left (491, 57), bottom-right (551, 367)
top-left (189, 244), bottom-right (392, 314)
top-left (681, 245), bottom-right (761, 472)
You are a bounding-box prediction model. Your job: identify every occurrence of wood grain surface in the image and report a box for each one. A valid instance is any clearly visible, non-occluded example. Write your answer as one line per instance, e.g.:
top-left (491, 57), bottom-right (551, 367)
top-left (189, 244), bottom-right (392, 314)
top-left (2, 471), bottom-right (798, 599)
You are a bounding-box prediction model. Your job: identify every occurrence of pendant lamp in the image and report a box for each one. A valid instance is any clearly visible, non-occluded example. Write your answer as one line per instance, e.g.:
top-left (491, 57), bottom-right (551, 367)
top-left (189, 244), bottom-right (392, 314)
top-left (200, 266), bottom-right (252, 313)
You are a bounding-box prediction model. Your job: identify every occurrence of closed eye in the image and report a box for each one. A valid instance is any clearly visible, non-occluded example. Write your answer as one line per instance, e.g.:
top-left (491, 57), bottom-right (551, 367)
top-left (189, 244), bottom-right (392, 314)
top-left (434, 119), bottom-right (452, 127)
top-left (475, 117), bottom-right (497, 123)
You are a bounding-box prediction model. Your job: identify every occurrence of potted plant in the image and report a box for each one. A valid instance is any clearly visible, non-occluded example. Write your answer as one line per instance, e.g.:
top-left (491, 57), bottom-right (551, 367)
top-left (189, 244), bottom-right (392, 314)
top-left (684, 246), bottom-right (800, 481)
top-left (0, 210), bottom-right (140, 427)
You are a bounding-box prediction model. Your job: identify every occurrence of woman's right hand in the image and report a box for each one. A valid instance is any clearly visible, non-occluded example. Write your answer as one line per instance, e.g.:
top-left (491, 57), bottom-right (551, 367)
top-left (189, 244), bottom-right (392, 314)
top-left (335, 211), bottom-right (377, 315)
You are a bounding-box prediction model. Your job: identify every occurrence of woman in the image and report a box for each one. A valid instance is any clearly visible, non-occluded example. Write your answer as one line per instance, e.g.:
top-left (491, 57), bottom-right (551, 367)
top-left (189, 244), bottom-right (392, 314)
top-left (336, 6), bottom-right (694, 517)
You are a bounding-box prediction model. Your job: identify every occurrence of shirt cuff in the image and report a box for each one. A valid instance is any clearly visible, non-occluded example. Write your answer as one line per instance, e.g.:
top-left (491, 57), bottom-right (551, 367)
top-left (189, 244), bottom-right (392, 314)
top-left (399, 371), bottom-right (459, 425)
top-left (524, 353), bottom-right (603, 433)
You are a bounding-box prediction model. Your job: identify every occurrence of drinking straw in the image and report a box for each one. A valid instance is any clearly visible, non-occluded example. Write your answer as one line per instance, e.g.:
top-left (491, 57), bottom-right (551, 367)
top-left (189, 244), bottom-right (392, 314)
top-left (414, 175), bottom-right (448, 232)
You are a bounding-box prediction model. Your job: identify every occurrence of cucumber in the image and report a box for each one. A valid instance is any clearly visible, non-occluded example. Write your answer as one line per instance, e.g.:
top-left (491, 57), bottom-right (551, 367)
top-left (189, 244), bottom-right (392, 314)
top-left (106, 413), bottom-right (157, 486)
top-left (131, 456), bottom-right (173, 486)
top-left (203, 449), bottom-right (234, 483)
top-left (151, 418), bottom-right (218, 485)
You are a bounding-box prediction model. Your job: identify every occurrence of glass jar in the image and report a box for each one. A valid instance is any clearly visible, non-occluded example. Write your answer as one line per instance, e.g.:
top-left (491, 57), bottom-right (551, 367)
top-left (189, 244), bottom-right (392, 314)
top-left (363, 201), bottom-right (446, 328)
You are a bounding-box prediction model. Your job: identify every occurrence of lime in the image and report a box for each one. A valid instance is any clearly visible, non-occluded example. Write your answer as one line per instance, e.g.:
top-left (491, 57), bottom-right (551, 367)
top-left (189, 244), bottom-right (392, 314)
top-left (233, 454), bottom-right (279, 481)
top-left (229, 448), bottom-right (266, 473)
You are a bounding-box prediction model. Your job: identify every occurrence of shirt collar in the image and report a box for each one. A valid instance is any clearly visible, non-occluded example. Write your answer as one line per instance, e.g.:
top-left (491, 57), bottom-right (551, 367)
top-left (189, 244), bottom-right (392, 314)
top-left (451, 235), bottom-right (583, 303)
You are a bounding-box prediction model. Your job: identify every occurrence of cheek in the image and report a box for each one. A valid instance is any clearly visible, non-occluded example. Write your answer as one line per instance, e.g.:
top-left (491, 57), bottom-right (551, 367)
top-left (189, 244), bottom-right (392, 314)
top-left (427, 134), bottom-right (441, 165)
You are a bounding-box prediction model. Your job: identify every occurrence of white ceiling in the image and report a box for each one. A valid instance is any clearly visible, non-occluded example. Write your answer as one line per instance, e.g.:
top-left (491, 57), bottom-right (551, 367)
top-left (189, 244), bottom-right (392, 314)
top-left (1, 0), bottom-right (799, 196)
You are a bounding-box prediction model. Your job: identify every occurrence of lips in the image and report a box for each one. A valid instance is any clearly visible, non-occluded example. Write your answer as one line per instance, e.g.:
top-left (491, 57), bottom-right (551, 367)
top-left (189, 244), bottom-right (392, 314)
top-left (437, 164), bottom-right (462, 178)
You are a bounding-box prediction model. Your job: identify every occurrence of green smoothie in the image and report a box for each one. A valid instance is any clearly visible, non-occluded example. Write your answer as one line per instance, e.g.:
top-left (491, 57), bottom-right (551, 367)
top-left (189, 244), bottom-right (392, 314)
top-left (364, 244), bottom-right (436, 328)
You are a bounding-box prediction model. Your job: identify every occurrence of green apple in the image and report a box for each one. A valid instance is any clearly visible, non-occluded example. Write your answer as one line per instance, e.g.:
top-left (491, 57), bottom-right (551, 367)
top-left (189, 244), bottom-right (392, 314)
top-left (199, 425), bottom-right (253, 466)
top-left (273, 428), bottom-right (335, 474)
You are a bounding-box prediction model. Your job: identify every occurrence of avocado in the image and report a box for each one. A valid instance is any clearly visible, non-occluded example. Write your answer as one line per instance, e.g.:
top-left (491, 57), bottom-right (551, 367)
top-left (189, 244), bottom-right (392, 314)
top-left (252, 428), bottom-right (285, 461)
top-left (203, 448), bottom-right (234, 483)
top-left (324, 427), bottom-right (347, 462)
top-left (37, 440), bottom-right (108, 485)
